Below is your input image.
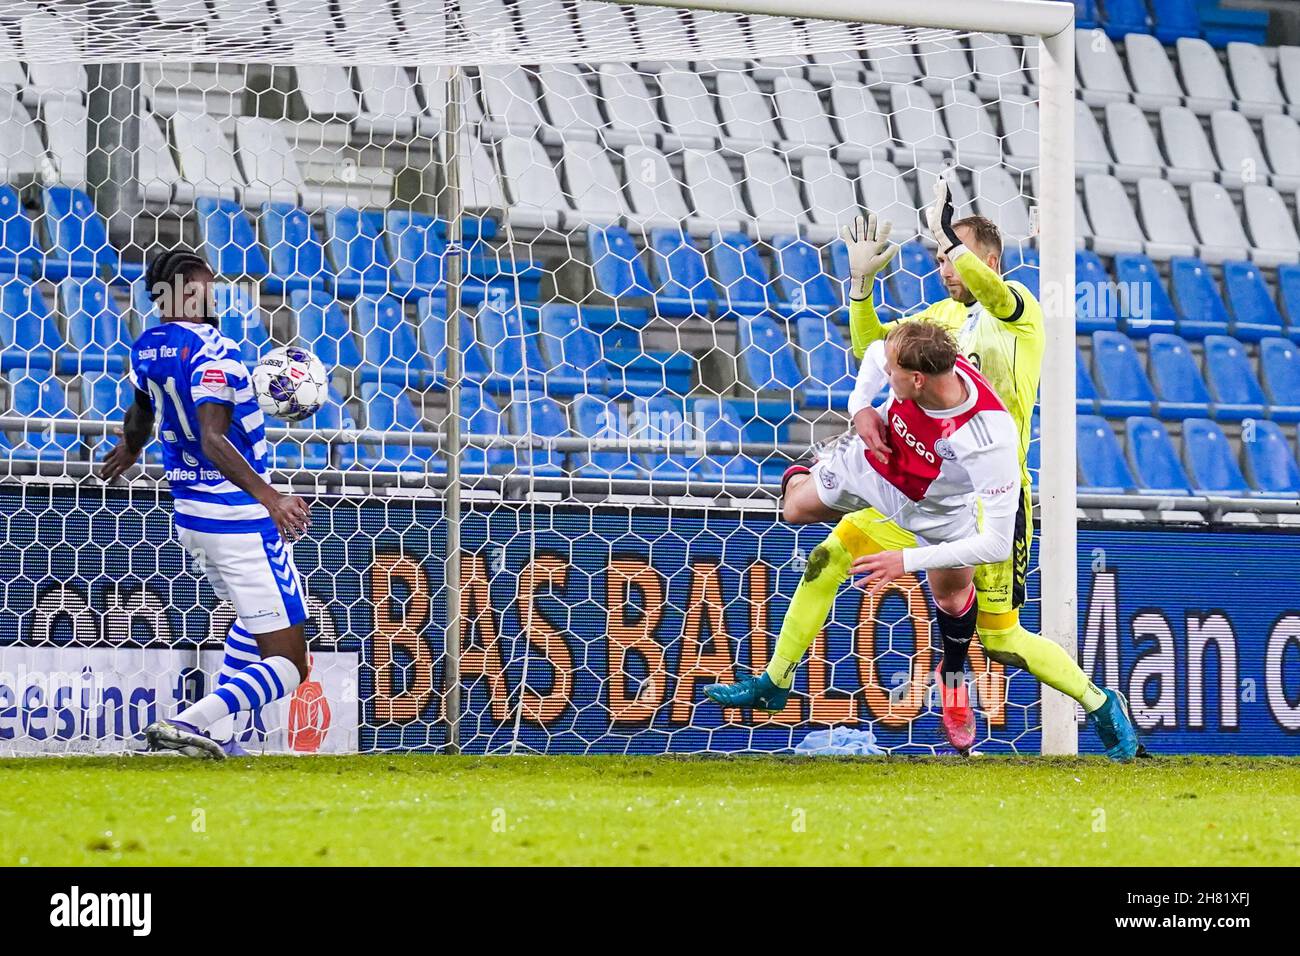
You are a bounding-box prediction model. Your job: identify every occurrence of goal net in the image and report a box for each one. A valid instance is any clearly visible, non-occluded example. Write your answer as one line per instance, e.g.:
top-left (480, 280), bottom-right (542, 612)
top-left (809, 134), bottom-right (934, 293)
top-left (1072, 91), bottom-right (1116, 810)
top-left (0, 0), bottom-right (1076, 755)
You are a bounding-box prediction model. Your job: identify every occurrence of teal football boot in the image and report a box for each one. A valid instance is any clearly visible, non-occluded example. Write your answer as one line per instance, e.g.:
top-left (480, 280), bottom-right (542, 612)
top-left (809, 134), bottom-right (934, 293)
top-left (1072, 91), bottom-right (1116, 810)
top-left (1088, 688), bottom-right (1140, 761)
top-left (704, 672), bottom-right (790, 712)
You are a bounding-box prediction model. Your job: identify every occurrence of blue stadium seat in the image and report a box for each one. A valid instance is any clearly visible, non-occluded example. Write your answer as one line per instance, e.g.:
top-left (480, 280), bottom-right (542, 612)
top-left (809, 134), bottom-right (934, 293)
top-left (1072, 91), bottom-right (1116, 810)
top-left (1182, 418), bottom-right (1250, 495)
top-left (538, 304), bottom-right (611, 396)
top-left (0, 185), bottom-right (42, 279)
top-left (694, 395), bottom-right (779, 485)
top-left (0, 279), bottom-right (61, 372)
top-left (1169, 256), bottom-right (1231, 340)
top-left (476, 298), bottom-right (549, 394)
top-left (1091, 330), bottom-right (1155, 416)
top-left (772, 234), bottom-right (841, 316)
top-left (571, 395), bottom-right (641, 479)
top-left (1222, 260), bottom-right (1285, 343)
top-left (6, 369), bottom-right (79, 461)
top-left (386, 210), bottom-right (447, 299)
top-left (1242, 419), bottom-right (1300, 495)
top-left (1124, 416), bottom-right (1193, 495)
top-left (1074, 0), bottom-right (1100, 30)
top-left (58, 279), bottom-right (133, 374)
top-left (458, 386), bottom-right (512, 475)
top-left (1146, 333), bottom-right (1211, 420)
top-left (1077, 415), bottom-right (1137, 493)
top-left (196, 197), bottom-right (269, 281)
top-left (1151, 0), bottom-right (1202, 44)
top-left (1259, 337), bottom-right (1300, 422)
top-left (1198, 2), bottom-right (1267, 47)
top-left (358, 380), bottom-right (434, 472)
top-left (1203, 334), bottom-right (1267, 421)
top-left (327, 207), bottom-right (409, 299)
top-left (215, 282), bottom-right (271, 366)
top-left (1003, 245), bottom-right (1039, 298)
top-left (648, 228), bottom-right (716, 318)
top-left (261, 203), bottom-right (333, 294)
top-left (131, 279), bottom-right (159, 326)
top-left (710, 232), bottom-right (785, 317)
top-left (588, 224), bottom-right (654, 301)
top-left (355, 294), bottom-right (430, 386)
top-left (1076, 250), bottom-right (1120, 335)
top-left (40, 187), bottom-right (143, 286)
top-left (271, 386), bottom-right (354, 472)
top-left (1274, 263), bottom-right (1300, 342)
top-left (634, 395), bottom-right (701, 481)
top-left (795, 314), bottom-right (854, 409)
top-left (81, 371), bottom-right (158, 464)
top-left (508, 390), bottom-right (568, 477)
top-left (1077, 346), bottom-right (1099, 414)
top-left (290, 288), bottom-right (361, 373)
top-left (891, 239), bottom-right (946, 312)
top-left (1103, 0), bottom-right (1150, 38)
top-left (1114, 253), bottom-right (1178, 338)
top-left (419, 297), bottom-right (492, 390)
top-left (738, 313), bottom-right (805, 401)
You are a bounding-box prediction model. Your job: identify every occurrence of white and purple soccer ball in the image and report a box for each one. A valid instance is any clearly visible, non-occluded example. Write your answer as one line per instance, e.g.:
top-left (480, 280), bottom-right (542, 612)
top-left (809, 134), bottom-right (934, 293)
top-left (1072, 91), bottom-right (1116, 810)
top-left (252, 346), bottom-right (328, 422)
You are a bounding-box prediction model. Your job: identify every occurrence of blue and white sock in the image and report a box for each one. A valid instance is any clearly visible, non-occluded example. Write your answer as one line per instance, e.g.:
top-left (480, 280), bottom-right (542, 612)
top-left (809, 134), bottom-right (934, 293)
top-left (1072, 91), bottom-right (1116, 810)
top-left (207, 621), bottom-right (261, 742)
top-left (174, 650), bottom-right (301, 732)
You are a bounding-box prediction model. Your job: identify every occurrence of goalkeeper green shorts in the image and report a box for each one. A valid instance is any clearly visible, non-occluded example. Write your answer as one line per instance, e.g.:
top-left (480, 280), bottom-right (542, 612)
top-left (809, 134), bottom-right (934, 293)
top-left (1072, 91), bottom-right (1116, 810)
top-left (840, 485), bottom-right (1032, 616)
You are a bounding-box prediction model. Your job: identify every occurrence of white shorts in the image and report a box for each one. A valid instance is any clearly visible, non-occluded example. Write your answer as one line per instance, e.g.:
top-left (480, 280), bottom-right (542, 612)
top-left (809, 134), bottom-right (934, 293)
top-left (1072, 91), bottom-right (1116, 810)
top-left (808, 432), bottom-right (979, 546)
top-left (178, 526), bottom-right (308, 634)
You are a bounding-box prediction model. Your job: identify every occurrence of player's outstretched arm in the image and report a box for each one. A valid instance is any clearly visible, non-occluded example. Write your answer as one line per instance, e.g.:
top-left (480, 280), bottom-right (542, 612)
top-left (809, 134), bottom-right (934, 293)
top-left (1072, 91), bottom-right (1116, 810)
top-left (926, 180), bottom-right (1024, 321)
top-left (99, 390), bottom-right (155, 483)
top-left (841, 213), bottom-right (898, 360)
top-left (196, 402), bottom-right (311, 542)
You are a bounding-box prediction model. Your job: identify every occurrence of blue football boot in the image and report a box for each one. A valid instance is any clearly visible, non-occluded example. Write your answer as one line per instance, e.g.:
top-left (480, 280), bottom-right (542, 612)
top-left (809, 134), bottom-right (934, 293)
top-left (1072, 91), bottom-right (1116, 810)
top-left (1088, 688), bottom-right (1140, 761)
top-left (704, 672), bottom-right (790, 712)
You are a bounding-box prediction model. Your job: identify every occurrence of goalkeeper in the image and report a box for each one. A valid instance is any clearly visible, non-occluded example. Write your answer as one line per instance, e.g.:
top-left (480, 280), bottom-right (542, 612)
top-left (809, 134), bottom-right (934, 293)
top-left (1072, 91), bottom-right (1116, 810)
top-left (714, 181), bottom-right (1139, 761)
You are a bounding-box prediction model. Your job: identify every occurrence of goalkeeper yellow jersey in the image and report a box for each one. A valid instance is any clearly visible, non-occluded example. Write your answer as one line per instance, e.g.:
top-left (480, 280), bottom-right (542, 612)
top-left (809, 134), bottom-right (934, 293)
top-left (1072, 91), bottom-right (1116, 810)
top-left (848, 250), bottom-right (1044, 488)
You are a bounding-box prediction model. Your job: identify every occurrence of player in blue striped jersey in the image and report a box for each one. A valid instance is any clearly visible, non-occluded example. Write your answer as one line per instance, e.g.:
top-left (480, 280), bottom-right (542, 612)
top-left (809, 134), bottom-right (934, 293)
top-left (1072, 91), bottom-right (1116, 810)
top-left (99, 250), bottom-right (312, 759)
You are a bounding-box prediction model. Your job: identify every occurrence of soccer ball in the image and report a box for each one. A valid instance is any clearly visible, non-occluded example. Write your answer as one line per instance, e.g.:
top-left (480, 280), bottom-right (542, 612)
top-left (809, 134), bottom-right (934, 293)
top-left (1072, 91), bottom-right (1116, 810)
top-left (252, 346), bottom-right (328, 422)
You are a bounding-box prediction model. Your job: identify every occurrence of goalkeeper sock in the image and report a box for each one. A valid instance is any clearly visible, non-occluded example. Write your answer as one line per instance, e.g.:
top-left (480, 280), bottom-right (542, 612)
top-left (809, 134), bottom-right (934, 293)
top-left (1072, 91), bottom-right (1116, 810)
top-left (977, 613), bottom-right (1108, 713)
top-left (207, 620), bottom-right (261, 743)
top-left (765, 519), bottom-right (878, 689)
top-left (174, 655), bottom-right (301, 731)
top-left (935, 588), bottom-right (977, 684)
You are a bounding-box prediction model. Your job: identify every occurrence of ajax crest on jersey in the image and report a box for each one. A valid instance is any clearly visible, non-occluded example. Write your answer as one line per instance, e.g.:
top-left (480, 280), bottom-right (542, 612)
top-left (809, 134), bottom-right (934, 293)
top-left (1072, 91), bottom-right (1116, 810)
top-left (934, 438), bottom-right (957, 461)
top-left (252, 346), bottom-right (328, 422)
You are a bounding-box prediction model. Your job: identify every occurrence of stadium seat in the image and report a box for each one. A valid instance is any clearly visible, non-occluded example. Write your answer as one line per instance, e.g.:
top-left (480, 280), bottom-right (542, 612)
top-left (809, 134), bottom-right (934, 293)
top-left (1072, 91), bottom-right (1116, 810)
top-left (1003, 245), bottom-right (1039, 298)
top-left (1259, 337), bottom-right (1300, 422)
top-left (710, 232), bottom-right (783, 317)
top-left (693, 395), bottom-right (766, 484)
top-left (1169, 256), bottom-right (1231, 340)
top-left (1151, 0), bottom-right (1201, 45)
top-left (476, 298), bottom-right (550, 395)
top-left (1222, 260), bottom-right (1286, 342)
top-left (1276, 264), bottom-right (1300, 341)
top-left (1241, 419), bottom-right (1300, 494)
top-left (0, 90), bottom-right (44, 185)
top-left (1203, 334), bottom-right (1268, 421)
top-left (893, 239), bottom-right (947, 311)
top-left (1113, 254), bottom-right (1179, 338)
top-left (968, 33), bottom-right (1033, 100)
top-left (261, 203), bottom-right (333, 293)
top-left (0, 185), bottom-right (42, 279)
top-left (633, 395), bottom-right (701, 482)
top-left (1091, 330), bottom-right (1156, 416)
top-left (385, 210), bottom-right (447, 299)
top-left (419, 296), bottom-right (492, 390)
top-left (1159, 106), bottom-right (1219, 184)
top-left (1076, 415), bottom-right (1137, 493)
top-left (942, 89), bottom-right (1001, 170)
top-left (58, 279), bottom-right (133, 374)
top-left (562, 140), bottom-right (628, 227)
top-left (648, 228), bottom-right (717, 318)
top-left (537, 304), bottom-right (612, 396)
top-left (1077, 346), bottom-right (1099, 415)
top-left (1134, 178), bottom-right (1199, 261)
top-left (1083, 175), bottom-right (1145, 256)
top-left (215, 283), bottom-right (271, 367)
top-left (1243, 185), bottom-right (1300, 267)
top-left (271, 386), bottom-right (354, 472)
top-left (354, 65), bottom-right (422, 139)
top-left (1124, 416), bottom-right (1193, 495)
top-left (1261, 114), bottom-right (1300, 194)
top-left (587, 225), bottom-right (655, 302)
top-left (1105, 104), bottom-right (1164, 185)
top-left (539, 63), bottom-right (606, 144)
top-left (290, 288), bottom-right (361, 374)
top-left (41, 187), bottom-right (143, 286)
top-left (571, 394), bottom-right (641, 479)
top-left (327, 207), bottom-right (410, 299)
top-left (1146, 333), bottom-right (1212, 420)
top-left (972, 167), bottom-right (1032, 241)
top-left (42, 100), bottom-right (88, 189)
top-left (5, 369), bottom-right (80, 461)
top-left (1075, 250), bottom-right (1120, 334)
top-left (236, 118), bottom-right (349, 209)
top-left (622, 145), bottom-right (692, 232)
top-left (1177, 38), bottom-right (1235, 112)
top-left (738, 314), bottom-right (805, 402)
top-left (81, 370), bottom-right (156, 463)
top-left (170, 109), bottom-right (242, 204)
top-left (0, 278), bottom-right (61, 372)
top-left (795, 315), bottom-right (854, 409)
top-left (1182, 418), bottom-right (1250, 495)
top-left (1125, 34), bottom-right (1184, 110)
top-left (774, 76), bottom-right (842, 159)
top-left (772, 235), bottom-right (841, 316)
top-left (358, 380), bottom-right (435, 472)
top-left (355, 294), bottom-right (431, 386)
top-left (1102, 0), bottom-right (1149, 38)
top-left (499, 137), bottom-right (570, 231)
top-left (508, 390), bottom-right (568, 477)
top-left (1189, 182), bottom-right (1250, 264)
top-left (599, 65), bottom-right (665, 148)
top-left (1210, 110), bottom-right (1270, 190)
top-left (1075, 30), bottom-right (1131, 107)
top-left (1227, 41), bottom-right (1286, 118)
top-left (742, 149), bottom-right (811, 239)
top-left (195, 197), bottom-right (269, 282)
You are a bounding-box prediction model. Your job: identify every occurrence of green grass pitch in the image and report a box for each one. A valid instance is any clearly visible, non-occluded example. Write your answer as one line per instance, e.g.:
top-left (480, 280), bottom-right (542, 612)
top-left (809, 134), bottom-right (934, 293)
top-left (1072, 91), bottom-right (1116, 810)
top-left (2, 755), bottom-right (1296, 866)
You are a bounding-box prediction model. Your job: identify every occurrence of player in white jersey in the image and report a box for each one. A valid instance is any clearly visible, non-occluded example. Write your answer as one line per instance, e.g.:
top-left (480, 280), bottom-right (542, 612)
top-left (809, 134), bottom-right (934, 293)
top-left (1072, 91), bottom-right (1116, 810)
top-left (99, 250), bottom-right (312, 759)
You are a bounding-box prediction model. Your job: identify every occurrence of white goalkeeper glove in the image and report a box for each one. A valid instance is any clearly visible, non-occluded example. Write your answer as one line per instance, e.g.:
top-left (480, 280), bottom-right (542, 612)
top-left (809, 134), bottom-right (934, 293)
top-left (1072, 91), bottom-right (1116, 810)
top-left (926, 178), bottom-right (963, 257)
top-left (840, 212), bottom-right (898, 301)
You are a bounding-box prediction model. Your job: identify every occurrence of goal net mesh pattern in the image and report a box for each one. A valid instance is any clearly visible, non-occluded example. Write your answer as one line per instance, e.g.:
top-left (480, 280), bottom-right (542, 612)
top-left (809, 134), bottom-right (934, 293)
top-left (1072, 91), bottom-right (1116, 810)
top-left (0, 0), bottom-right (1047, 755)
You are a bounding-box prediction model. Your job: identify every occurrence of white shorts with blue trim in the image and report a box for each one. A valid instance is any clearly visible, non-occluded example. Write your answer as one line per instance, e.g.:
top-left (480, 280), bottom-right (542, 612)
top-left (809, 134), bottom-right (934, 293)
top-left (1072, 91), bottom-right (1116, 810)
top-left (178, 526), bottom-right (308, 634)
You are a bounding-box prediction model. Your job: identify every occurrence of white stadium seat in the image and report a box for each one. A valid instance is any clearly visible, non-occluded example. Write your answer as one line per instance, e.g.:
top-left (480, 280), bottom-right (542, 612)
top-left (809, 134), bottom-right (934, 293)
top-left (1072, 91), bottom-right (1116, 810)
top-left (747, 18), bottom-right (809, 82)
top-left (1277, 46), bottom-right (1300, 115)
top-left (970, 33), bottom-right (1033, 100)
top-left (916, 37), bottom-right (972, 93)
top-left (682, 148), bottom-right (745, 236)
top-left (998, 94), bottom-right (1039, 171)
top-left (889, 85), bottom-right (949, 166)
top-left (562, 140), bottom-right (626, 227)
top-left (453, 133), bottom-right (507, 214)
top-left (355, 65), bottom-right (422, 138)
top-left (772, 77), bottom-right (841, 158)
top-left (973, 166), bottom-right (1031, 240)
top-left (137, 112), bottom-right (184, 205)
top-left (1242, 183), bottom-right (1300, 266)
top-left (1211, 109), bottom-right (1271, 188)
top-left (865, 28), bottom-right (923, 85)
top-left (1136, 178), bottom-right (1198, 260)
top-left (598, 65), bottom-right (666, 147)
top-left (715, 71), bottom-right (780, 150)
top-left (1105, 101), bottom-right (1165, 183)
top-left (0, 31), bottom-right (26, 91)
top-left (20, 12), bottom-right (87, 105)
top-left (1227, 41), bottom-right (1285, 118)
top-left (941, 89), bottom-right (1000, 168)
top-left (858, 159), bottom-right (919, 241)
top-left (479, 66), bottom-right (546, 141)
top-left (576, 1), bottom-right (637, 58)
top-left (688, 11), bottom-right (749, 72)
top-left (826, 81), bottom-right (891, 162)
top-left (1075, 29), bottom-right (1131, 107)
top-left (1159, 106), bottom-right (1219, 184)
top-left (658, 69), bottom-right (721, 150)
top-left (1261, 113), bottom-right (1300, 193)
top-left (800, 154), bottom-right (858, 233)
top-left (518, 0), bottom-right (580, 57)
top-left (171, 110), bottom-right (242, 202)
top-left (539, 65), bottom-right (605, 144)
top-left (742, 148), bottom-right (810, 239)
top-left (1076, 191), bottom-right (1091, 250)
top-left (0, 89), bottom-right (42, 184)
top-left (1075, 100), bottom-right (1112, 176)
top-left (1188, 180), bottom-right (1251, 263)
top-left (805, 22), bottom-right (866, 84)
top-left (499, 136), bottom-right (567, 230)
top-left (296, 64), bottom-right (359, 121)
top-left (42, 100), bottom-right (87, 189)
top-left (1177, 38), bottom-right (1235, 115)
top-left (235, 117), bottom-right (313, 207)
top-left (416, 64), bottom-right (485, 137)
top-left (629, 6), bottom-right (691, 73)
top-left (1125, 34), bottom-right (1184, 110)
top-left (1083, 173), bottom-right (1146, 256)
top-left (623, 144), bottom-right (691, 230)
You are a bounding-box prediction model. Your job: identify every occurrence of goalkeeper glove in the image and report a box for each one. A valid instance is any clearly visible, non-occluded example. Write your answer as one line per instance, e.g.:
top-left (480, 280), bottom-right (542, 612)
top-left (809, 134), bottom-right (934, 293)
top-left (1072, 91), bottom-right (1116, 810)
top-left (926, 178), bottom-right (963, 257)
top-left (840, 212), bottom-right (898, 301)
